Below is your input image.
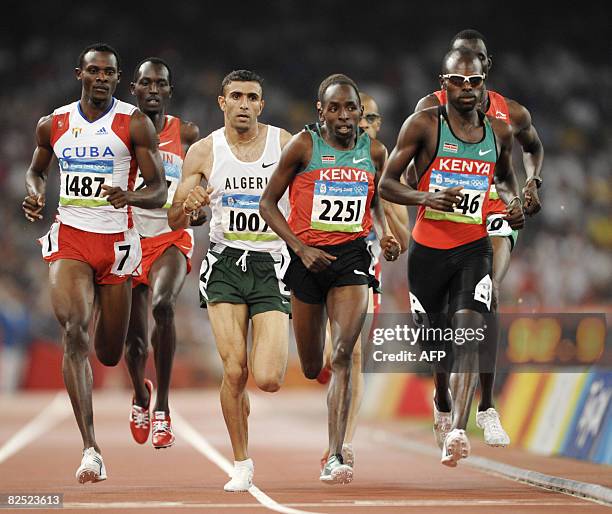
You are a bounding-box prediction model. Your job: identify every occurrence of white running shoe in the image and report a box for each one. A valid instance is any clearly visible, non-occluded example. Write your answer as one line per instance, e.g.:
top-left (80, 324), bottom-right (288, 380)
top-left (320, 454), bottom-right (353, 485)
top-left (476, 408), bottom-right (510, 447)
top-left (441, 429), bottom-right (470, 468)
top-left (224, 459), bottom-right (253, 492)
top-left (433, 390), bottom-right (452, 449)
top-left (341, 443), bottom-right (354, 468)
top-left (76, 447), bottom-right (107, 484)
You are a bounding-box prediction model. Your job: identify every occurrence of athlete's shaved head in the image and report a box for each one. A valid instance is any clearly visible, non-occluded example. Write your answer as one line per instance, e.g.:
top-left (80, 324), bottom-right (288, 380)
top-left (78, 42), bottom-right (121, 70)
top-left (441, 47), bottom-right (482, 74)
top-left (318, 74), bottom-right (360, 105)
top-left (450, 29), bottom-right (487, 48)
top-left (221, 69), bottom-right (264, 96)
top-left (133, 57), bottom-right (173, 85)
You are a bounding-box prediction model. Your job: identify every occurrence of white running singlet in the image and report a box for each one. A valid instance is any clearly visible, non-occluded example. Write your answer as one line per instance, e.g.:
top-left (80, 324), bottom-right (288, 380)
top-left (208, 125), bottom-right (289, 253)
top-left (51, 98), bottom-right (138, 233)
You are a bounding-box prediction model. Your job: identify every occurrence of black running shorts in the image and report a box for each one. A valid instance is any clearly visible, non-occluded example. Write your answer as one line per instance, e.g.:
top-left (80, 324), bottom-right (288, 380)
top-left (408, 236), bottom-right (493, 319)
top-left (284, 237), bottom-right (379, 304)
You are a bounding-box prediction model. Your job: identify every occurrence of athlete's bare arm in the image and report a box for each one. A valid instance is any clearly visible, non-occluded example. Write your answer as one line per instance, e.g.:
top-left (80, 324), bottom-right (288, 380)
top-left (101, 111), bottom-right (167, 209)
top-left (506, 99), bottom-right (544, 215)
top-left (414, 93), bottom-right (441, 112)
top-left (168, 135), bottom-right (213, 230)
top-left (178, 119), bottom-right (208, 227)
top-left (382, 200), bottom-right (410, 253)
top-left (404, 94), bottom-right (443, 189)
top-left (180, 120), bottom-right (201, 148)
top-left (491, 119), bottom-right (524, 230)
top-left (380, 109), bottom-right (463, 210)
top-left (370, 140), bottom-right (400, 260)
top-left (279, 128), bottom-right (293, 150)
top-left (260, 131), bottom-right (337, 272)
top-left (23, 115), bottom-right (53, 222)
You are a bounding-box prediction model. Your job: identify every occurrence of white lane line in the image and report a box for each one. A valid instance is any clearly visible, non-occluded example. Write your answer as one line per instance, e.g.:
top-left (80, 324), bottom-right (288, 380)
top-left (0, 392), bottom-right (71, 464)
top-left (61, 499), bottom-right (588, 509)
top-left (364, 428), bottom-right (612, 506)
top-left (172, 410), bottom-right (325, 514)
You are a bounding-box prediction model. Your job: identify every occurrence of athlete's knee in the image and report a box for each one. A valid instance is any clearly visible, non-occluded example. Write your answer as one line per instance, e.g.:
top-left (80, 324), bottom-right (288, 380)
top-left (302, 361), bottom-right (323, 380)
top-left (331, 343), bottom-right (353, 370)
top-left (62, 320), bottom-right (89, 356)
top-left (222, 361), bottom-right (248, 391)
top-left (254, 373), bottom-right (283, 393)
top-left (96, 346), bottom-right (123, 367)
top-left (151, 294), bottom-right (176, 324)
top-left (125, 335), bottom-right (148, 362)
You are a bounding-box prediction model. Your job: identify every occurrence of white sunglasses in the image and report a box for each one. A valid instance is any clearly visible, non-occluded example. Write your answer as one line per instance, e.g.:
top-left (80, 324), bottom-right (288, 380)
top-left (441, 74), bottom-right (486, 87)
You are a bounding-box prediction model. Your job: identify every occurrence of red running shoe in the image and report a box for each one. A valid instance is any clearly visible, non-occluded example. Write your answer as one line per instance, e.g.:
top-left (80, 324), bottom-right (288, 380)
top-left (316, 364), bottom-right (332, 385)
top-left (129, 378), bottom-right (153, 444)
top-left (152, 411), bottom-right (175, 449)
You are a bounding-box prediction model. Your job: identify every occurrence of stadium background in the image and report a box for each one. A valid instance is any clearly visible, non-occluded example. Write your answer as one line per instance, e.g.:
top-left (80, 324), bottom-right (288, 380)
top-left (0, 0), bottom-right (610, 468)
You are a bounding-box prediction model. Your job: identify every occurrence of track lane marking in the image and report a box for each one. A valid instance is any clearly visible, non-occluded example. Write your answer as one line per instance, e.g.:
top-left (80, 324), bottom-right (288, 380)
top-left (364, 427), bottom-right (612, 506)
top-left (173, 409), bottom-right (326, 514)
top-left (0, 392), bottom-right (71, 464)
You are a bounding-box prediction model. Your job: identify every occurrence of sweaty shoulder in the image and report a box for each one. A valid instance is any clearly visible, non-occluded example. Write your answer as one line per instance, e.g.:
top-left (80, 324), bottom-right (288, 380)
top-left (370, 137), bottom-right (388, 163)
top-left (489, 116), bottom-right (513, 143)
top-left (503, 97), bottom-right (533, 131)
top-left (415, 93), bottom-right (441, 113)
top-left (180, 120), bottom-right (200, 146)
top-left (36, 114), bottom-right (53, 147)
top-left (279, 128), bottom-right (293, 149)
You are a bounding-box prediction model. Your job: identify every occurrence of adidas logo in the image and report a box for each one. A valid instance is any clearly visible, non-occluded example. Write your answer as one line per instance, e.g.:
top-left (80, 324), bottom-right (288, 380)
top-left (95, 127), bottom-right (108, 135)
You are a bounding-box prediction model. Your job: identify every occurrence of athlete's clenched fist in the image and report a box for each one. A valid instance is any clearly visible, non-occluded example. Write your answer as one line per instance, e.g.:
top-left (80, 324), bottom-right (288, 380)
top-left (22, 193), bottom-right (45, 222)
top-left (183, 185), bottom-right (212, 215)
top-left (381, 234), bottom-right (401, 261)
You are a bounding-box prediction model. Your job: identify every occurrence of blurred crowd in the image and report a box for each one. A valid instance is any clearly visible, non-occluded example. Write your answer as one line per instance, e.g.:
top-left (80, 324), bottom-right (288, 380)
top-left (1, 3), bottom-right (610, 389)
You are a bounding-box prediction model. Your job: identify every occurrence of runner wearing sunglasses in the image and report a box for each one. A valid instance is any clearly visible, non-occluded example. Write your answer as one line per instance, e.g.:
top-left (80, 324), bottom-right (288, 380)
top-left (380, 47), bottom-right (524, 466)
top-left (413, 29), bottom-right (544, 451)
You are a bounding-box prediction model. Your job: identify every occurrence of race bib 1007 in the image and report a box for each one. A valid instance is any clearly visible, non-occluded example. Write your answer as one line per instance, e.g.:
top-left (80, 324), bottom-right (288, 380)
top-left (310, 180), bottom-right (368, 232)
top-left (424, 169), bottom-right (488, 224)
top-left (59, 158), bottom-right (113, 207)
top-left (221, 193), bottom-right (278, 242)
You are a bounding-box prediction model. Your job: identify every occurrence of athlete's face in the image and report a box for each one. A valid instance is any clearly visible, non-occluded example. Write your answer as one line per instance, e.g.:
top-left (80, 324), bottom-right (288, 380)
top-left (318, 84), bottom-right (363, 143)
top-left (442, 56), bottom-right (485, 113)
top-left (76, 51), bottom-right (120, 103)
top-left (131, 62), bottom-right (172, 115)
top-left (452, 38), bottom-right (492, 76)
top-left (359, 97), bottom-right (382, 140)
top-left (218, 81), bottom-right (264, 132)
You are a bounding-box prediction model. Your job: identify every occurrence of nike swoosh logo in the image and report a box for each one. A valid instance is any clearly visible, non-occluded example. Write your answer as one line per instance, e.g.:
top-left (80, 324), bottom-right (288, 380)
top-left (159, 141), bottom-right (173, 147)
top-left (478, 149), bottom-right (493, 156)
top-left (262, 162), bottom-right (276, 168)
top-left (353, 269), bottom-right (367, 276)
top-left (353, 157), bottom-right (367, 164)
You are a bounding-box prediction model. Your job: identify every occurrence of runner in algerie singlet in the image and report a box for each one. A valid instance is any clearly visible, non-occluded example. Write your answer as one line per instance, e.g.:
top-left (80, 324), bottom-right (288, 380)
top-left (413, 29), bottom-right (544, 450)
top-left (379, 48), bottom-right (524, 467)
top-left (125, 58), bottom-right (200, 451)
top-left (260, 74), bottom-right (400, 485)
top-left (168, 70), bottom-right (294, 493)
top-left (22, 44), bottom-right (167, 484)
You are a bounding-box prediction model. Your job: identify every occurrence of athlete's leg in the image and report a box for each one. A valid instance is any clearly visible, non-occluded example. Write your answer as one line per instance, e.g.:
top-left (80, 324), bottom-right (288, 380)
top-left (326, 284), bottom-right (369, 457)
top-left (291, 296), bottom-right (327, 379)
top-left (208, 302), bottom-right (250, 461)
top-left (148, 246), bottom-right (187, 413)
top-left (250, 311), bottom-right (289, 392)
top-left (449, 308), bottom-right (483, 430)
top-left (49, 259), bottom-right (97, 451)
top-left (478, 235), bottom-right (511, 410)
top-left (93, 280), bottom-right (132, 366)
top-left (125, 284), bottom-right (150, 408)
